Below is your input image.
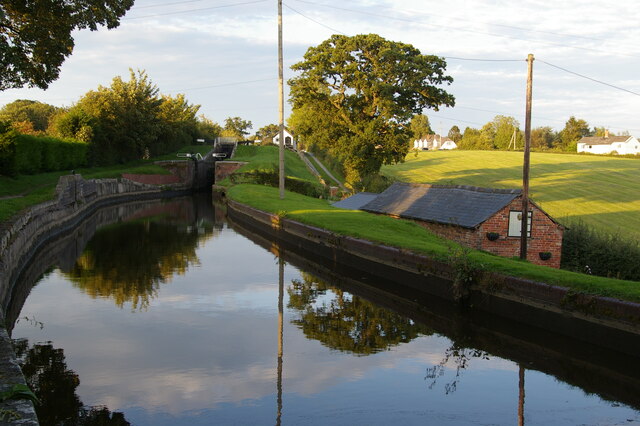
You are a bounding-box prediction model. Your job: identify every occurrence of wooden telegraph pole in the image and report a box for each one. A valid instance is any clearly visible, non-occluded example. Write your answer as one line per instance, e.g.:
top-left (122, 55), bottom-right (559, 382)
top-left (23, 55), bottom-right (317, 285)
top-left (277, 0), bottom-right (285, 199)
top-left (520, 54), bottom-right (534, 260)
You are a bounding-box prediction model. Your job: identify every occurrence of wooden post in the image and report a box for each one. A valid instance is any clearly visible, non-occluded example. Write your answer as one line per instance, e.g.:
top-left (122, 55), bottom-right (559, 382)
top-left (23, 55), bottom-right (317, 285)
top-left (277, 0), bottom-right (285, 199)
top-left (520, 54), bottom-right (534, 260)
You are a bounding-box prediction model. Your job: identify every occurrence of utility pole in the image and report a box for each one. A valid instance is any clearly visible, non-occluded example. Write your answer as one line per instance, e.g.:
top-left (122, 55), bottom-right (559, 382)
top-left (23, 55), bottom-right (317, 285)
top-left (277, 0), bottom-right (285, 199)
top-left (520, 53), bottom-right (534, 260)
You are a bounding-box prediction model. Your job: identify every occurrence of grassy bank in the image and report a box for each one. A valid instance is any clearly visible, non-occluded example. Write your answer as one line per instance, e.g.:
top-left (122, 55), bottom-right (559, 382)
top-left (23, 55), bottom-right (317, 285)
top-left (226, 184), bottom-right (640, 303)
top-left (381, 150), bottom-right (640, 237)
top-left (0, 145), bottom-right (212, 223)
top-left (231, 145), bottom-right (318, 183)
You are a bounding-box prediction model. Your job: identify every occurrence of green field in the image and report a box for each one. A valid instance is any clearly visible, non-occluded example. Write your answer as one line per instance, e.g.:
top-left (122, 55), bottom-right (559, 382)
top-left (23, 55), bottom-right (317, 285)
top-left (381, 150), bottom-right (640, 237)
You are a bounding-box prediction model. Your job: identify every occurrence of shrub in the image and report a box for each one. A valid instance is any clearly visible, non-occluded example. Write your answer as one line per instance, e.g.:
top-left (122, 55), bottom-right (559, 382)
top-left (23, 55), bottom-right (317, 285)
top-left (0, 121), bottom-right (18, 177)
top-left (8, 134), bottom-right (88, 175)
top-left (561, 220), bottom-right (640, 281)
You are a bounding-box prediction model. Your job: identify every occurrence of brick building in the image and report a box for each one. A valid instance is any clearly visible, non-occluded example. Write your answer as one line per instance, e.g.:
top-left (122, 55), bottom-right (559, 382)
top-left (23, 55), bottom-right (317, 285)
top-left (336, 182), bottom-right (564, 268)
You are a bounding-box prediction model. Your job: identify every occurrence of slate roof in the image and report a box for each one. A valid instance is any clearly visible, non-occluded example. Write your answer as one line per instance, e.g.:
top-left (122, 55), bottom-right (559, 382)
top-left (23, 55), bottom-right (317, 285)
top-left (332, 192), bottom-right (379, 210)
top-left (360, 182), bottom-right (521, 228)
top-left (578, 136), bottom-right (631, 146)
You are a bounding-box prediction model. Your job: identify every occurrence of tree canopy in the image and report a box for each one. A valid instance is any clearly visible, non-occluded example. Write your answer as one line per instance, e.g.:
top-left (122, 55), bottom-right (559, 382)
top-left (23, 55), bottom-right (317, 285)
top-left (1, 0), bottom-right (133, 90)
top-left (50, 69), bottom-right (200, 164)
top-left (0, 99), bottom-right (59, 133)
top-left (222, 116), bottom-right (252, 140)
top-left (410, 114), bottom-right (434, 139)
top-left (289, 33), bottom-right (454, 186)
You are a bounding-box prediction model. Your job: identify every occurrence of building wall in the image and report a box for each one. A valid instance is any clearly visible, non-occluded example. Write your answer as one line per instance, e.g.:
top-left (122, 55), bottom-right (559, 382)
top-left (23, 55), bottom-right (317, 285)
top-left (577, 138), bottom-right (640, 155)
top-left (414, 197), bottom-right (563, 268)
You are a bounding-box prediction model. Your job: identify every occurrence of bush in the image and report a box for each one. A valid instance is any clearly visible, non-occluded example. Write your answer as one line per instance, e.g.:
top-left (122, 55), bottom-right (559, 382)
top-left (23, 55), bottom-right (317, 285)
top-left (561, 220), bottom-right (640, 281)
top-left (0, 122), bottom-right (18, 177)
top-left (5, 133), bottom-right (88, 175)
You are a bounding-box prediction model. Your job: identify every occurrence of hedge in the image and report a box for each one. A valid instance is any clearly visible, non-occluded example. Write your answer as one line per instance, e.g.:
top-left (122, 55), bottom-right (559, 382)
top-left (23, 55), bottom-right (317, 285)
top-left (0, 126), bottom-right (88, 176)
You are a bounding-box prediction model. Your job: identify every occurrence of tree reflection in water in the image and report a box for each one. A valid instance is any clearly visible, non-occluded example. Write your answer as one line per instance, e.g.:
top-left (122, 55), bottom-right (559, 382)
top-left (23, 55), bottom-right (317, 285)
top-left (12, 338), bottom-right (130, 425)
top-left (425, 343), bottom-right (490, 394)
top-left (64, 219), bottom-right (212, 310)
top-left (287, 272), bottom-right (433, 355)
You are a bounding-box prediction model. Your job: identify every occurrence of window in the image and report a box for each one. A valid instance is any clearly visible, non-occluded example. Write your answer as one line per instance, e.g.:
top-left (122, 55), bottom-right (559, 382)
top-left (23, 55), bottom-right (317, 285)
top-left (508, 211), bottom-right (532, 237)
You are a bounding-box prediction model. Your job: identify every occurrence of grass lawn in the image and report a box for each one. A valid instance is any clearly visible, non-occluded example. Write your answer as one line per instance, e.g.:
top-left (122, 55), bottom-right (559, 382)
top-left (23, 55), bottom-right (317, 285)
top-left (229, 145), bottom-right (319, 183)
top-left (381, 150), bottom-right (640, 237)
top-left (0, 145), bottom-right (211, 223)
top-left (227, 184), bottom-right (640, 302)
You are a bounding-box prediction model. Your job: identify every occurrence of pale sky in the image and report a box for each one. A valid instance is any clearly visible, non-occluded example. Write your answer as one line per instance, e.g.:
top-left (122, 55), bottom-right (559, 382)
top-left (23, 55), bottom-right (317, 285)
top-left (2, 0), bottom-right (640, 135)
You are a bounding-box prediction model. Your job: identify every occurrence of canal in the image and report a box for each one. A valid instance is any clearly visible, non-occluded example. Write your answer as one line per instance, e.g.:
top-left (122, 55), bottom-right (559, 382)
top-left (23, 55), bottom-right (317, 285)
top-left (7, 194), bottom-right (640, 425)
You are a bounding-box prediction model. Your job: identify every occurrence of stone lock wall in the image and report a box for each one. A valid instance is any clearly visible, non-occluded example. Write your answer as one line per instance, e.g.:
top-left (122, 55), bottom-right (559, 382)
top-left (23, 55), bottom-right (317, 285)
top-left (215, 161), bottom-right (248, 183)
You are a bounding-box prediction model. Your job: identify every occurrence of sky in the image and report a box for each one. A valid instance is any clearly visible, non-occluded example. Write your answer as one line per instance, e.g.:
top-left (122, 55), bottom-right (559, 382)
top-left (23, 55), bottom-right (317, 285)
top-left (2, 0), bottom-right (640, 136)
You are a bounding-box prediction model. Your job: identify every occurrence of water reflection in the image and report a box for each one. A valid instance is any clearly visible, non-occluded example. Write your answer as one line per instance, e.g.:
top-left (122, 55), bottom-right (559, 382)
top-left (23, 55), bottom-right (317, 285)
top-left (425, 343), bottom-right (490, 394)
top-left (12, 338), bottom-right (130, 425)
top-left (64, 220), bottom-right (210, 309)
top-left (287, 272), bottom-right (433, 355)
top-left (7, 197), bottom-right (640, 425)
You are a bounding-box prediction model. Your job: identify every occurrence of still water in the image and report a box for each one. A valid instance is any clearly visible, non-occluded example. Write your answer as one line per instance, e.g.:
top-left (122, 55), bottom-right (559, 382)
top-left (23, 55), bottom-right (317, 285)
top-left (9, 195), bottom-right (640, 425)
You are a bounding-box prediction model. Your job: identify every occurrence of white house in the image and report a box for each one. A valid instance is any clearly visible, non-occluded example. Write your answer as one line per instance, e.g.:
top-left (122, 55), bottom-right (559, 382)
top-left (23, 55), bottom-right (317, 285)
top-left (413, 134), bottom-right (457, 150)
top-left (577, 132), bottom-right (640, 155)
top-left (272, 129), bottom-right (297, 150)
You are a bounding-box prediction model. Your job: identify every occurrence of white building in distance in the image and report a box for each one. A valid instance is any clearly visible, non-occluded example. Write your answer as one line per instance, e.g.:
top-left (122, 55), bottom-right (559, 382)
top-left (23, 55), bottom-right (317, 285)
top-left (577, 132), bottom-right (640, 155)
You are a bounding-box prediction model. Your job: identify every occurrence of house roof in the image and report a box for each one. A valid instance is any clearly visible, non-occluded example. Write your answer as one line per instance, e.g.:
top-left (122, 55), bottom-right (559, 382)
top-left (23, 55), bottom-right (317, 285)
top-left (578, 136), bottom-right (631, 146)
top-left (332, 192), bottom-right (379, 210)
top-left (360, 182), bottom-right (522, 228)
top-left (416, 134), bottom-right (453, 143)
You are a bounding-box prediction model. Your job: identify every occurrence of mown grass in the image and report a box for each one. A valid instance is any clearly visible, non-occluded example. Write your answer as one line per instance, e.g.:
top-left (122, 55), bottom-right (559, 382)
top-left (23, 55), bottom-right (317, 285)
top-left (230, 145), bottom-right (318, 183)
top-left (0, 145), bottom-right (210, 223)
top-left (227, 184), bottom-right (640, 302)
top-left (306, 153), bottom-right (334, 184)
top-left (381, 150), bottom-right (640, 237)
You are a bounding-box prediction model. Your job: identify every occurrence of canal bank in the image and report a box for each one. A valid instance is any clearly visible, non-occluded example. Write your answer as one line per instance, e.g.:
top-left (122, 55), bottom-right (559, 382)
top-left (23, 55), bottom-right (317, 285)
top-left (225, 198), bottom-right (640, 356)
top-left (0, 174), bottom-right (196, 424)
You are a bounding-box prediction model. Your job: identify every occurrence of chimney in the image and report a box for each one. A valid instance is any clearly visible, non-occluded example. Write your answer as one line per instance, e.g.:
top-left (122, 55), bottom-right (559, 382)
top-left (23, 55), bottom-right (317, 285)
top-left (604, 129), bottom-right (609, 138)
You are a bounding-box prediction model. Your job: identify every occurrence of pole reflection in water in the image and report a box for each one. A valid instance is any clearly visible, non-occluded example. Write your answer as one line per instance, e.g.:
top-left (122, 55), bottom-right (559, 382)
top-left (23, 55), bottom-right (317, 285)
top-left (519, 365), bottom-right (525, 426)
top-left (276, 249), bottom-right (284, 426)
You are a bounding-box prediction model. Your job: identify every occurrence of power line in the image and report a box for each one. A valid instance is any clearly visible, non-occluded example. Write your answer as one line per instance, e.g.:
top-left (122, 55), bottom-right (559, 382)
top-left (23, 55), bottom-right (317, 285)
top-left (443, 56), bottom-right (523, 62)
top-left (291, 0), bottom-right (640, 59)
top-left (538, 60), bottom-right (640, 97)
top-left (166, 77), bottom-right (278, 92)
top-left (133, 0), bottom-right (212, 10)
top-left (124, 0), bottom-right (267, 19)
top-left (283, 2), bottom-right (346, 35)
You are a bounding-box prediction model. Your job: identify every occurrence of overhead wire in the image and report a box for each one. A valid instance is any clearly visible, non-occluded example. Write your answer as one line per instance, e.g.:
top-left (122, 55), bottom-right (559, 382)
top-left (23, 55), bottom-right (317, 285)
top-left (538, 60), bottom-right (640, 97)
top-left (291, 0), bottom-right (640, 59)
top-left (124, 0), bottom-right (267, 20)
top-left (283, 3), bottom-right (346, 35)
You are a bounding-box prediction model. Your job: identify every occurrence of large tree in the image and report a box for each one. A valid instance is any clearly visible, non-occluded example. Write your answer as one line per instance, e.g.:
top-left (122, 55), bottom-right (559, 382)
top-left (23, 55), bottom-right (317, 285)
top-left (289, 33), bottom-right (454, 186)
top-left (409, 114), bottom-right (434, 139)
top-left (222, 116), bottom-right (252, 140)
top-left (447, 125), bottom-right (462, 143)
top-left (557, 116), bottom-right (590, 151)
top-left (1, 0), bottom-right (134, 90)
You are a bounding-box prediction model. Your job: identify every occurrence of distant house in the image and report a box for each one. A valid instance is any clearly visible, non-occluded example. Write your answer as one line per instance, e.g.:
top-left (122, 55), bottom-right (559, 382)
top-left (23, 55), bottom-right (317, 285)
top-left (413, 134), bottom-right (457, 150)
top-left (577, 132), bottom-right (640, 155)
top-left (273, 129), bottom-right (298, 150)
top-left (334, 182), bottom-right (564, 268)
